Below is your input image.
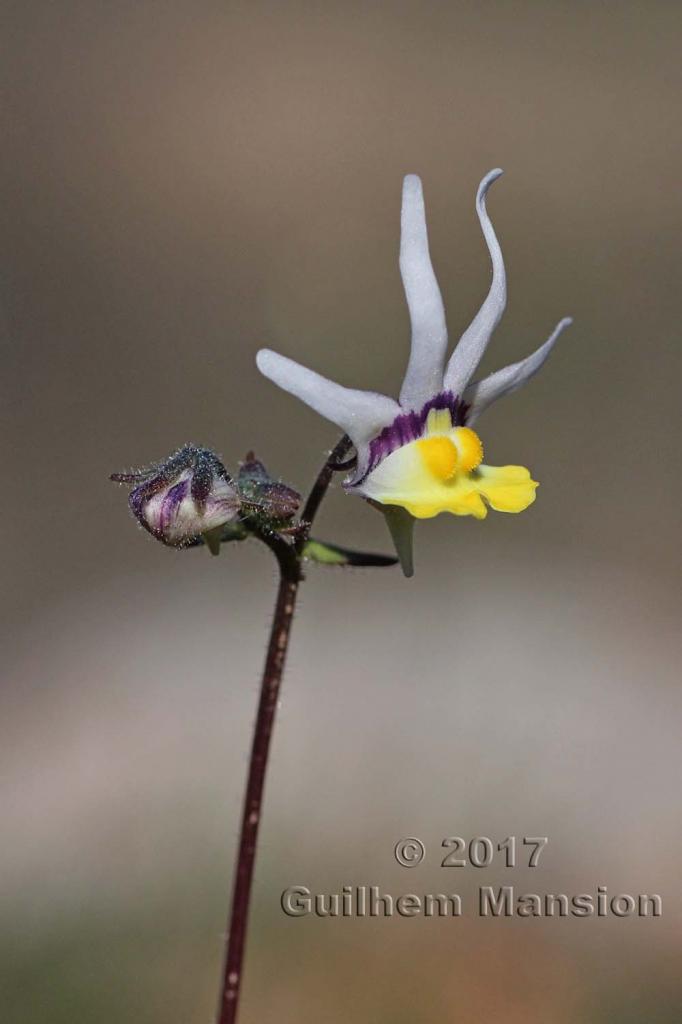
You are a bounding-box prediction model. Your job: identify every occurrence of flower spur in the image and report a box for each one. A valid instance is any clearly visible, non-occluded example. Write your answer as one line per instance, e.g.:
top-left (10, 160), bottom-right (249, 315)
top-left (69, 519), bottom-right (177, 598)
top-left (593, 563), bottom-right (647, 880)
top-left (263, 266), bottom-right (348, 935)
top-left (257, 170), bottom-right (571, 575)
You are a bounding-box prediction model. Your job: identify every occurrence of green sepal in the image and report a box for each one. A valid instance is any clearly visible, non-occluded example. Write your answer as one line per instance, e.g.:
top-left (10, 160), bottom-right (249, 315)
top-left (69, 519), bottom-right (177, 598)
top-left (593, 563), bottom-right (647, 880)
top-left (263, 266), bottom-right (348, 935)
top-left (304, 538), bottom-right (398, 568)
top-left (379, 504), bottom-right (415, 578)
top-left (188, 520), bottom-right (248, 553)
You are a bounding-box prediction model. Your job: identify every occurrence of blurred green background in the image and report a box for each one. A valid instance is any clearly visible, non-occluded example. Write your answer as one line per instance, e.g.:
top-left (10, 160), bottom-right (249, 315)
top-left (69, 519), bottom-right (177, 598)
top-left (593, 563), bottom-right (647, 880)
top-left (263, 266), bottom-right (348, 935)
top-left (2, 2), bottom-right (681, 1021)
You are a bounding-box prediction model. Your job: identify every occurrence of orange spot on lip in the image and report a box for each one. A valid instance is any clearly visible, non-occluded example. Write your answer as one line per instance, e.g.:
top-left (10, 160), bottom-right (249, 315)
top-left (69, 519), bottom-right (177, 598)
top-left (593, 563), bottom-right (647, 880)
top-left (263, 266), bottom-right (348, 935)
top-left (416, 436), bottom-right (459, 480)
top-left (453, 427), bottom-right (484, 472)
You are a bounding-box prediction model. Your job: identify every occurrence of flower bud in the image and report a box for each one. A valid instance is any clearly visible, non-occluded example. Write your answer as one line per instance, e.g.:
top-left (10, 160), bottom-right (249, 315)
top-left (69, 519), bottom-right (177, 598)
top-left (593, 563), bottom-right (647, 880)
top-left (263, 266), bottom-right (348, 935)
top-left (237, 453), bottom-right (301, 522)
top-left (111, 445), bottom-right (241, 548)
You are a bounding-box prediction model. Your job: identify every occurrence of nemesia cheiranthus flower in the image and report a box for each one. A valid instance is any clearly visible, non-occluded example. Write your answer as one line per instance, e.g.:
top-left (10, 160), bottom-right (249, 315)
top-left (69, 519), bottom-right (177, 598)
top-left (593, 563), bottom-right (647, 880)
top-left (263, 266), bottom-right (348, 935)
top-left (257, 169), bottom-right (572, 574)
top-left (111, 444), bottom-right (241, 551)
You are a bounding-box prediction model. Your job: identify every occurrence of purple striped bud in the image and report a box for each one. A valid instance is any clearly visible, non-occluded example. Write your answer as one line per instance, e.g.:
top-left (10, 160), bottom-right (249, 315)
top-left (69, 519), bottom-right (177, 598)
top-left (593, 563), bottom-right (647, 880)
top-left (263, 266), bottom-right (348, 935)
top-left (111, 445), bottom-right (241, 548)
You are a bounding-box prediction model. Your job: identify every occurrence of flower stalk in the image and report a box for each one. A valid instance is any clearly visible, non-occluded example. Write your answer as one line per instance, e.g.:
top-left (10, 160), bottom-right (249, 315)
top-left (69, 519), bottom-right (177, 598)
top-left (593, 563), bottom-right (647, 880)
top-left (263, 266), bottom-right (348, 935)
top-left (216, 435), bottom-right (351, 1024)
top-left (216, 567), bottom-right (298, 1024)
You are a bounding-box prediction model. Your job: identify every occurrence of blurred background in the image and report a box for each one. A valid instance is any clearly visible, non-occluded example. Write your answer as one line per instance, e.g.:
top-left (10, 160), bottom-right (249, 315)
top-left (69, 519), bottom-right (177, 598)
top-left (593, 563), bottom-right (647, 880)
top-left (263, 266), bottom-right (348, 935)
top-left (2, 2), bottom-right (681, 1021)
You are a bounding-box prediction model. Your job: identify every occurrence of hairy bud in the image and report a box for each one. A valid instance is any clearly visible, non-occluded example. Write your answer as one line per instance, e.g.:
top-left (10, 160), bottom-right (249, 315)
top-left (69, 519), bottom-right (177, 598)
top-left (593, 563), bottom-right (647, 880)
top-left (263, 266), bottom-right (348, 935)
top-left (111, 445), bottom-right (241, 548)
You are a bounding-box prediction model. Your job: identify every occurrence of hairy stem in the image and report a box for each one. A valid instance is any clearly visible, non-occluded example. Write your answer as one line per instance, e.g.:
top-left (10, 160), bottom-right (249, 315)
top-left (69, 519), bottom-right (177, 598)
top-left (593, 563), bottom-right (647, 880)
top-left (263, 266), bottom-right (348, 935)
top-left (216, 564), bottom-right (298, 1024)
top-left (295, 435), bottom-right (352, 553)
top-left (216, 436), bottom-right (349, 1024)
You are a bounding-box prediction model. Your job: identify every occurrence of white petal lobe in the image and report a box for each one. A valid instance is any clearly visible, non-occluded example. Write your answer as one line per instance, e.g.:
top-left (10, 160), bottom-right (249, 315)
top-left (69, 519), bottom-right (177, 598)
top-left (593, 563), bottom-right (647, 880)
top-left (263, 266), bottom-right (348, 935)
top-left (398, 174), bottom-right (449, 410)
top-left (444, 168), bottom-right (506, 396)
top-left (464, 317), bottom-right (572, 424)
top-left (256, 349), bottom-right (400, 456)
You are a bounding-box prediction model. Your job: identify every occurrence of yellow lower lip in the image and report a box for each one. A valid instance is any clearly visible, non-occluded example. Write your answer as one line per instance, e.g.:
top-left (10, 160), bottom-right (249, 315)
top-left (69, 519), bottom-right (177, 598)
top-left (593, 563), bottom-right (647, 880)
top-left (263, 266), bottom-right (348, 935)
top-left (359, 438), bottom-right (537, 519)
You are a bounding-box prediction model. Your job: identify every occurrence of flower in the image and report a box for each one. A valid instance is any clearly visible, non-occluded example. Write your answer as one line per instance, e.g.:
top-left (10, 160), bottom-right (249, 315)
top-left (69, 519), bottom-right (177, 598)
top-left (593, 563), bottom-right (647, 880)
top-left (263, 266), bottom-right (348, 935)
top-left (256, 170), bottom-right (571, 574)
top-left (111, 445), bottom-right (241, 552)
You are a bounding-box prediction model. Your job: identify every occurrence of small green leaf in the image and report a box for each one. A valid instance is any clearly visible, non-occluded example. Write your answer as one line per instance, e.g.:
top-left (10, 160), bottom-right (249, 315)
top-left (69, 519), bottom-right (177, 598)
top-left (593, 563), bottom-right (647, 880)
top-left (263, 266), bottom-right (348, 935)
top-left (304, 538), bottom-right (398, 568)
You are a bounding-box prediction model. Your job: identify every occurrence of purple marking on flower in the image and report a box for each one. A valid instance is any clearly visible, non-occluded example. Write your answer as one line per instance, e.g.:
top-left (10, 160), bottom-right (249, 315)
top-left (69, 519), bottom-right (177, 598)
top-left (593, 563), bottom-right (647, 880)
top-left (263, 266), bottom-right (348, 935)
top-left (128, 477), bottom-right (165, 535)
top-left (159, 478), bottom-right (190, 535)
top-left (362, 391), bottom-right (469, 481)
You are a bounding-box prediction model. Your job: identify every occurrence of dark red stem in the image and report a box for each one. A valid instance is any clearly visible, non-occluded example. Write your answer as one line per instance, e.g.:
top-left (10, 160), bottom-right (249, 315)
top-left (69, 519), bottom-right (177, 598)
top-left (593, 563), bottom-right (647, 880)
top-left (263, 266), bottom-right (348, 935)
top-left (216, 436), bottom-right (350, 1024)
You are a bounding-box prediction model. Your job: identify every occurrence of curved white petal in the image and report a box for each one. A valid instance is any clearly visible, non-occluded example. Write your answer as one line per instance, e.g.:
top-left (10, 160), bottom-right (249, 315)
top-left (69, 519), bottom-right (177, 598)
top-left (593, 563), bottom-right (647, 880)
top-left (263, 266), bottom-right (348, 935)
top-left (464, 317), bottom-right (572, 424)
top-left (443, 169), bottom-right (506, 396)
top-left (256, 349), bottom-right (400, 462)
top-left (398, 175), bottom-right (449, 410)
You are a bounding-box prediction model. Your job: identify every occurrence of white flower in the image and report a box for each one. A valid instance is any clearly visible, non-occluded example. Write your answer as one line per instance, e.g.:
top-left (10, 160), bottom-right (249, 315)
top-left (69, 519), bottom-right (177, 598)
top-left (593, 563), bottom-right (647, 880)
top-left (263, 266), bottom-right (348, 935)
top-left (257, 171), bottom-right (571, 574)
